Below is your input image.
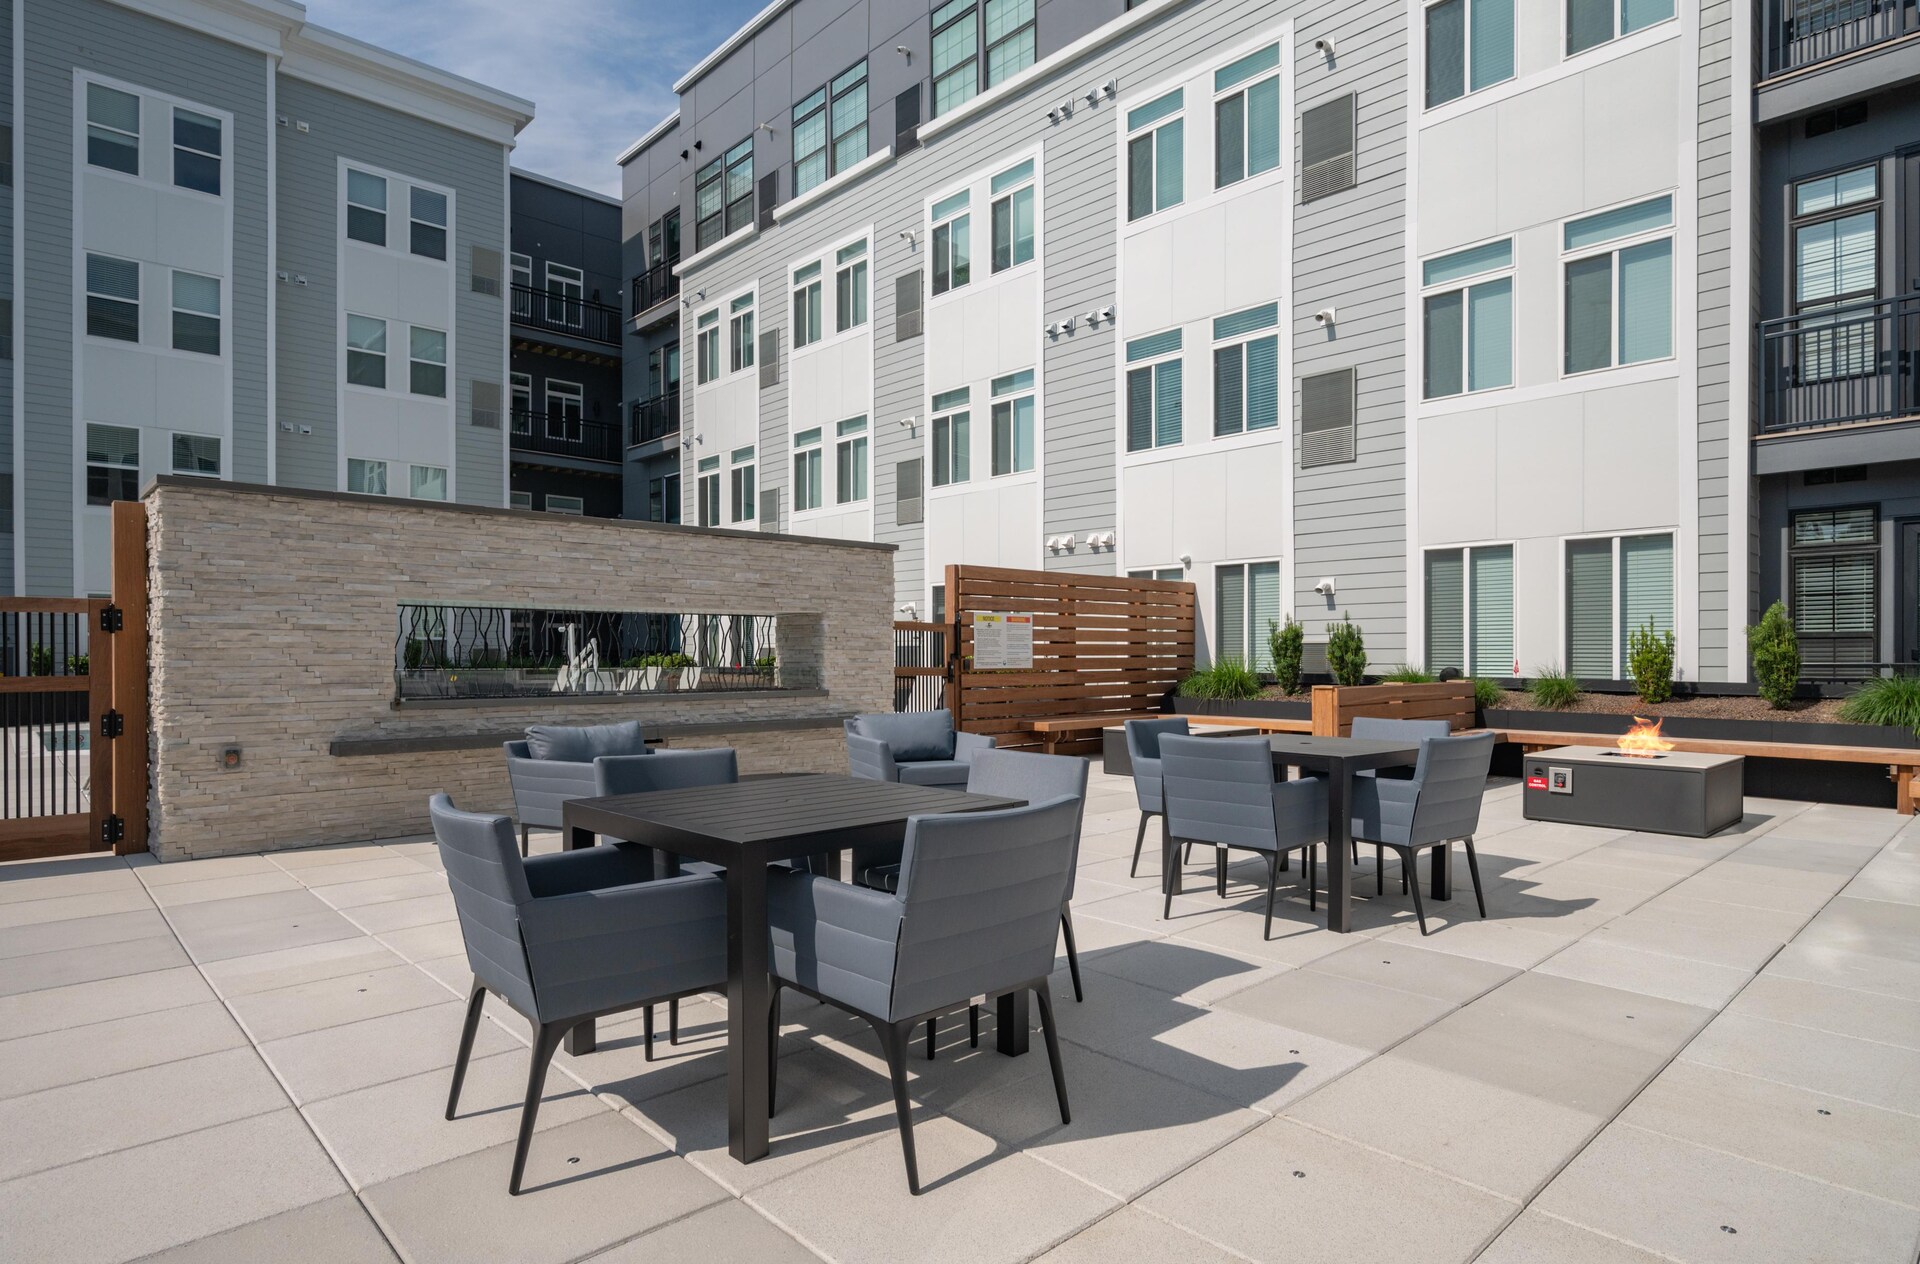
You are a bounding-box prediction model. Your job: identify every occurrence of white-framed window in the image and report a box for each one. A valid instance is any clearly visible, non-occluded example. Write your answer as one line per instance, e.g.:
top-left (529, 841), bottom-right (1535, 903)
top-left (792, 428), bottom-right (824, 511)
top-left (545, 379), bottom-right (583, 441)
top-left (409, 326), bottom-right (447, 397)
top-left (409, 464), bottom-right (448, 501)
top-left (793, 60), bottom-right (869, 197)
top-left (792, 261), bottom-right (824, 349)
top-left (1568, 0), bottom-right (1674, 56)
top-left (1125, 329), bottom-right (1183, 452)
top-left (1425, 544), bottom-right (1513, 675)
top-left (696, 308), bottom-right (721, 383)
top-left (510, 371), bottom-right (533, 434)
top-left (85, 253), bottom-right (140, 343)
top-left (729, 294), bottom-right (756, 372)
top-left (836, 240), bottom-right (869, 331)
top-left (1126, 90), bottom-right (1183, 222)
top-left (697, 454), bottom-right (722, 526)
top-left (1426, 0), bottom-right (1515, 108)
top-left (170, 270), bottom-right (221, 356)
top-left (1129, 567), bottom-right (1186, 581)
top-left (546, 262), bottom-right (583, 327)
top-left (1791, 165), bottom-right (1879, 381)
top-left (410, 187), bottom-right (448, 260)
top-left (931, 387), bottom-right (971, 486)
top-left (1214, 45), bottom-right (1281, 189)
top-left (989, 370), bottom-right (1034, 475)
top-left (835, 416), bottom-right (869, 503)
top-left (511, 252), bottom-right (533, 318)
top-left (85, 424), bottom-right (139, 506)
top-left (989, 159), bottom-right (1035, 272)
top-left (1212, 303), bottom-right (1281, 436)
top-left (346, 169), bottom-right (387, 247)
top-left (171, 433), bottom-right (220, 477)
top-left (346, 314), bottom-right (387, 388)
top-left (932, 0), bottom-right (980, 116)
top-left (1564, 532), bottom-right (1673, 678)
top-left (85, 82), bottom-right (140, 176)
top-left (730, 445), bottom-right (756, 523)
top-left (931, 190), bottom-right (972, 296)
top-left (1215, 560), bottom-right (1281, 671)
top-left (509, 489), bottom-right (532, 509)
top-left (172, 107), bottom-right (221, 195)
top-left (1563, 194), bottom-right (1673, 375)
top-left (546, 494), bottom-right (584, 516)
top-left (1422, 239), bottom-right (1514, 398)
top-left (347, 457), bottom-right (388, 495)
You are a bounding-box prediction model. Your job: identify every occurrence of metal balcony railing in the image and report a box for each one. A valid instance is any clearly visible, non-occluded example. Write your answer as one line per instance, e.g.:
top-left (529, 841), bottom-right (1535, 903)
top-left (628, 394), bottom-right (680, 446)
top-left (509, 283), bottom-right (622, 345)
top-left (509, 410), bottom-right (623, 463)
top-left (1763, 0), bottom-right (1920, 76)
top-left (631, 260), bottom-right (680, 319)
top-left (1756, 294), bottom-right (1920, 434)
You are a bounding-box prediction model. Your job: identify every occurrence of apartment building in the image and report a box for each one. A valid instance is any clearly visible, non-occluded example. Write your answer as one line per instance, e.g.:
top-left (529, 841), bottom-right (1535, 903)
top-left (508, 169), bottom-right (625, 517)
top-left (7, 0), bottom-right (532, 596)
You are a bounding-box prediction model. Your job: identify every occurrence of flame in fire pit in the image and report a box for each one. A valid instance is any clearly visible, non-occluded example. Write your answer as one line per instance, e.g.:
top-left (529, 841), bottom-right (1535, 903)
top-left (1617, 716), bottom-right (1675, 758)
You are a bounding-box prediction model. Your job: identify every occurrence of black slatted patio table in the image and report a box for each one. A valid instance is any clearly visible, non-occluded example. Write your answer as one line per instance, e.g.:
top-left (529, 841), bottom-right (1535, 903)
top-left (562, 773), bottom-right (1021, 1165)
top-left (1255, 736), bottom-right (1421, 934)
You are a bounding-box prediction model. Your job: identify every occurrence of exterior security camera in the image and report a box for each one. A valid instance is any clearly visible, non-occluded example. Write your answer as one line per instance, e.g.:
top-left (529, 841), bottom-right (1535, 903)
top-left (1314, 577), bottom-right (1337, 597)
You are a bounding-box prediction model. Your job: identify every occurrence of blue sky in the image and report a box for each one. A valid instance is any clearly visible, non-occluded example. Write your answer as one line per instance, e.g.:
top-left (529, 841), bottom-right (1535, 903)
top-left (307, 0), bottom-right (769, 196)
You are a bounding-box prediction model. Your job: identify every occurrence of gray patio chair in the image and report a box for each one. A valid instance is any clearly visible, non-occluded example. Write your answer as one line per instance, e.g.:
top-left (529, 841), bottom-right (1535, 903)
top-left (502, 719), bottom-right (650, 855)
top-left (766, 796), bottom-right (1079, 1194)
top-left (1124, 718), bottom-right (1188, 877)
top-left (1160, 735), bottom-right (1328, 939)
top-left (845, 709), bottom-right (995, 886)
top-left (430, 793), bottom-right (724, 1195)
top-left (1348, 716), bottom-right (1453, 888)
top-left (1349, 731), bottom-right (1496, 935)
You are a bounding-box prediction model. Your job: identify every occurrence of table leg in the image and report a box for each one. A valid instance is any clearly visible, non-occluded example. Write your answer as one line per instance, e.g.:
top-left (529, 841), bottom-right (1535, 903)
top-left (1326, 763), bottom-right (1353, 934)
top-left (568, 825), bottom-right (594, 851)
top-left (1431, 842), bottom-right (1452, 901)
top-left (726, 860), bottom-right (772, 1164)
top-left (996, 989), bottom-right (1029, 1056)
top-left (562, 818), bottom-right (601, 1055)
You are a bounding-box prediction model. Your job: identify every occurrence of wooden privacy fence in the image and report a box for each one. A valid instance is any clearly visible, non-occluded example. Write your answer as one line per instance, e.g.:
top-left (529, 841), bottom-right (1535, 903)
top-left (945, 564), bottom-right (1195, 752)
top-left (1310, 680), bottom-right (1478, 736)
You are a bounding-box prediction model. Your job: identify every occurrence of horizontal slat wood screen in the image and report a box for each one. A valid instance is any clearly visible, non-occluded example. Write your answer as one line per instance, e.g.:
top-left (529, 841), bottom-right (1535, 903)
top-left (1309, 681), bottom-right (1478, 737)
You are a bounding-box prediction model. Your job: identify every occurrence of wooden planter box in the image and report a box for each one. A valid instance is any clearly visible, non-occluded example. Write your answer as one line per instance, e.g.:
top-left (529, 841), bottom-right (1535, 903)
top-left (1309, 681), bottom-right (1478, 736)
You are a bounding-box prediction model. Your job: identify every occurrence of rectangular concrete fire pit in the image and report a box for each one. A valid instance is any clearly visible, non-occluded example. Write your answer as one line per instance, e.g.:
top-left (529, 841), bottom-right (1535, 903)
top-left (1522, 745), bottom-right (1745, 837)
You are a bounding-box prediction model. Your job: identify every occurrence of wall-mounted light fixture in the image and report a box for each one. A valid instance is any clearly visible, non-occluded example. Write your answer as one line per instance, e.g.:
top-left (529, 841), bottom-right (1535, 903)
top-left (1047, 315), bottom-right (1078, 339)
top-left (895, 44), bottom-right (913, 62)
top-left (1047, 98), bottom-right (1074, 124)
top-left (1313, 307), bottom-right (1337, 327)
top-left (1083, 78), bottom-right (1117, 107)
top-left (1314, 36), bottom-right (1337, 60)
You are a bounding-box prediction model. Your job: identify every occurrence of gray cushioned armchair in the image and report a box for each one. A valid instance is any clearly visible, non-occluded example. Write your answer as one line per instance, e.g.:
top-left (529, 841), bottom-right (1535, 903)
top-left (765, 797), bottom-right (1080, 1193)
top-left (1123, 718), bottom-right (1189, 877)
top-left (1347, 716), bottom-right (1454, 890)
top-left (1349, 731), bottom-right (1496, 935)
top-left (502, 720), bottom-right (650, 856)
top-left (430, 793), bottom-right (725, 1194)
top-left (844, 709), bottom-right (995, 787)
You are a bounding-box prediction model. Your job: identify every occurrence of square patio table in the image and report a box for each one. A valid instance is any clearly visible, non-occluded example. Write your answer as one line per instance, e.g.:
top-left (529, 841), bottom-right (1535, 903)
top-left (1256, 735), bottom-right (1425, 933)
top-left (562, 772), bottom-right (1021, 1164)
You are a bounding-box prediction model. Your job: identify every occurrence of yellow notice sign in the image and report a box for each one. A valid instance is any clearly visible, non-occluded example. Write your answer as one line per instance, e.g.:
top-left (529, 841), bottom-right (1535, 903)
top-left (971, 612), bottom-right (1034, 669)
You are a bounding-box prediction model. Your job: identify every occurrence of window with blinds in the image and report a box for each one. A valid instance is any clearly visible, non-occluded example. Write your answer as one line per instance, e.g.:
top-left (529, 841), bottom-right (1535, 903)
top-left (1791, 165), bottom-right (1878, 382)
top-left (1619, 534), bottom-right (1673, 648)
top-left (1126, 329), bottom-right (1183, 452)
top-left (1426, 550), bottom-right (1466, 673)
top-left (1791, 507), bottom-right (1877, 671)
top-left (1213, 303), bottom-right (1281, 436)
top-left (1425, 0), bottom-right (1515, 108)
top-left (1216, 561), bottom-right (1281, 671)
top-left (1563, 195), bottom-right (1673, 374)
top-left (1470, 545), bottom-right (1513, 675)
top-left (1565, 538), bottom-right (1615, 678)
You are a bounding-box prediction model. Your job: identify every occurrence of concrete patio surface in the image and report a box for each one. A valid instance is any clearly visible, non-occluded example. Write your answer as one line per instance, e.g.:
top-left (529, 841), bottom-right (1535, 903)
top-left (3, 771), bottom-right (1919, 1263)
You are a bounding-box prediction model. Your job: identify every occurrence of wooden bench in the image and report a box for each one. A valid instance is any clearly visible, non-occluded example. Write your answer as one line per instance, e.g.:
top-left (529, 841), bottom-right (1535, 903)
top-left (1023, 712), bottom-right (1166, 756)
top-left (1186, 713), bottom-right (1313, 734)
top-left (1491, 728), bottom-right (1920, 815)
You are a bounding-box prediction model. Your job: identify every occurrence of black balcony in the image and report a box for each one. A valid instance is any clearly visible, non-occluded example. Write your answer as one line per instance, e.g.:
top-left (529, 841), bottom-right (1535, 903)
top-left (510, 284), bottom-right (622, 345)
top-left (631, 261), bottom-right (680, 327)
top-left (1757, 294), bottom-right (1920, 434)
top-left (628, 394), bottom-right (681, 446)
top-left (1763, 0), bottom-right (1920, 77)
top-left (510, 410), bottom-right (623, 463)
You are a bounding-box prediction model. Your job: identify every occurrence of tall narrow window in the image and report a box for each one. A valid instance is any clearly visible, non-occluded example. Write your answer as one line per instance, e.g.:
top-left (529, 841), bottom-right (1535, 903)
top-left (1426, 550), bottom-right (1466, 673)
top-left (410, 187), bottom-right (448, 260)
top-left (729, 294), bottom-right (756, 372)
top-left (930, 189), bottom-right (972, 295)
top-left (1620, 533), bottom-right (1673, 652)
top-left (932, 0), bottom-right (979, 116)
top-left (1563, 195), bottom-right (1673, 374)
top-left (836, 416), bottom-right (870, 503)
top-left (730, 446), bottom-right (757, 523)
top-left (510, 252), bottom-right (532, 319)
top-left (1127, 91), bottom-right (1184, 221)
top-left (830, 61), bottom-right (869, 174)
top-left (1422, 239), bottom-right (1514, 398)
top-left (1470, 545), bottom-right (1514, 675)
top-left (836, 240), bottom-right (869, 331)
top-left (792, 87), bottom-right (829, 197)
top-left (510, 372), bottom-right (533, 433)
top-left (171, 434), bottom-right (220, 476)
top-left (1569, 0), bottom-right (1674, 55)
top-left (990, 370), bottom-right (1035, 475)
top-left (723, 139), bottom-right (755, 237)
top-left (696, 309), bottom-right (721, 384)
top-left (546, 262), bottom-right (583, 328)
top-left (697, 455), bottom-right (722, 526)
top-left (346, 314), bottom-right (387, 388)
top-left (694, 151), bottom-right (726, 250)
top-left (85, 424), bottom-right (139, 506)
top-left (931, 386), bottom-right (971, 486)
top-left (409, 326), bottom-right (447, 398)
top-left (1125, 329), bottom-right (1183, 452)
top-left (990, 159), bottom-right (1035, 271)
top-left (346, 169), bottom-right (387, 246)
top-left (1790, 507), bottom-right (1877, 672)
top-left (170, 271), bottom-right (221, 355)
top-left (792, 428), bottom-right (824, 511)
top-left (1215, 561), bottom-right (1281, 670)
top-left (1791, 165), bottom-right (1878, 381)
top-left (85, 254), bottom-right (140, 343)
top-left (1565, 538), bottom-right (1615, 678)
top-left (792, 261), bottom-right (824, 349)
top-left (410, 465), bottom-right (448, 501)
top-left (1425, 0), bottom-right (1515, 108)
top-left (545, 380), bottom-right (583, 441)
top-left (1212, 303), bottom-right (1281, 436)
top-left (347, 457), bottom-right (388, 495)
top-left (86, 83), bottom-right (140, 175)
top-left (172, 107), bottom-right (222, 195)
top-left (984, 0), bottom-right (1036, 86)
top-left (1214, 45), bottom-right (1281, 189)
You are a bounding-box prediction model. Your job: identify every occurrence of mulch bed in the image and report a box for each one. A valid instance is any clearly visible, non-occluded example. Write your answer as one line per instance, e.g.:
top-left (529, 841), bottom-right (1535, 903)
top-left (1487, 689), bottom-right (1849, 724)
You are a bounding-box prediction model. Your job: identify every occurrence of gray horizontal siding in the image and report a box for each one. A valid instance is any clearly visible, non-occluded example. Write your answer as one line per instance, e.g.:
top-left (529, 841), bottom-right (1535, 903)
top-left (1696, 0), bottom-right (1733, 678)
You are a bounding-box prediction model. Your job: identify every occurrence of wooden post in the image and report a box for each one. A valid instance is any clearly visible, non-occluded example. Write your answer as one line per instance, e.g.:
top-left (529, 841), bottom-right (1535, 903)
top-left (1893, 765), bottom-right (1915, 816)
top-left (1311, 685), bottom-right (1340, 736)
top-left (109, 501), bottom-right (150, 855)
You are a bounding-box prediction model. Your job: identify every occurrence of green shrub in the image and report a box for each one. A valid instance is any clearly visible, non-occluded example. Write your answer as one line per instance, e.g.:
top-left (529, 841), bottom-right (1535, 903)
top-left (1747, 601), bottom-right (1801, 710)
top-left (1839, 674), bottom-right (1920, 732)
top-left (621, 652), bottom-right (697, 670)
top-left (1626, 620), bottom-right (1676, 705)
top-left (1469, 676), bottom-right (1503, 710)
top-left (1267, 617), bottom-right (1305, 695)
top-left (1382, 663), bottom-right (1435, 684)
top-left (1326, 614), bottom-right (1368, 686)
top-left (26, 644), bottom-right (52, 677)
top-left (1528, 664), bottom-right (1579, 710)
top-left (754, 652), bottom-right (778, 670)
top-left (1177, 659), bottom-right (1262, 701)
top-left (65, 654), bottom-right (89, 676)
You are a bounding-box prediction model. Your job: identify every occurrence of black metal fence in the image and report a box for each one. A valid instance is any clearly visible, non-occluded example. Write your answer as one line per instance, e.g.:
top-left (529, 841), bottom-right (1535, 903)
top-left (510, 284), bottom-right (622, 345)
top-left (629, 394), bottom-right (680, 446)
top-left (394, 604), bottom-right (784, 701)
top-left (1757, 294), bottom-right (1920, 433)
top-left (1, 607), bottom-right (93, 821)
top-left (893, 622), bottom-right (948, 713)
top-left (631, 260), bottom-right (680, 319)
top-left (509, 412), bottom-right (624, 463)
top-left (1763, 0), bottom-right (1919, 76)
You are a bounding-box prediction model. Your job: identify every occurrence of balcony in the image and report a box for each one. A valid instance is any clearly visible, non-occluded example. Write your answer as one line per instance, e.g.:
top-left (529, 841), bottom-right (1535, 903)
top-left (1754, 295), bottom-right (1920, 472)
top-left (630, 260), bottom-right (680, 333)
top-left (1759, 0), bottom-right (1920, 121)
top-left (628, 393), bottom-right (680, 447)
top-left (509, 410), bottom-right (623, 464)
top-left (509, 284), bottom-right (622, 346)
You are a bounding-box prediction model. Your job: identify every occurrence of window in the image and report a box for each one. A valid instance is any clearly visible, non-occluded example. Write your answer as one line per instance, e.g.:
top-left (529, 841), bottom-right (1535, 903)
top-left (170, 271), bottom-right (221, 355)
top-left (1791, 166), bottom-right (1878, 381)
top-left (792, 261), bottom-right (823, 349)
top-left (930, 190), bottom-right (972, 296)
top-left (730, 446), bottom-right (756, 523)
top-left (509, 490), bottom-right (533, 510)
top-left (1791, 507), bottom-right (1877, 671)
top-left (793, 87), bottom-right (829, 196)
top-left (835, 240), bottom-right (870, 331)
top-left (171, 433), bottom-right (220, 476)
top-left (931, 386), bottom-right (971, 486)
top-left (793, 428), bottom-right (824, 511)
top-left (1425, 545), bottom-right (1513, 675)
top-left (1130, 567), bottom-right (1186, 581)
top-left (1212, 303), bottom-right (1281, 436)
top-left (1565, 533), bottom-right (1671, 678)
top-left (647, 210), bottom-right (682, 266)
top-left (409, 326), bottom-right (447, 397)
top-left (1214, 45), bottom-right (1281, 189)
top-left (696, 309), bottom-right (721, 384)
top-left (835, 417), bottom-right (870, 503)
top-left (1425, 0), bottom-right (1515, 108)
top-left (510, 373), bottom-right (533, 433)
top-left (346, 169), bottom-right (387, 247)
top-left (1125, 329), bottom-right (1183, 452)
top-left (172, 107), bottom-right (221, 195)
top-left (1215, 561), bottom-right (1281, 671)
top-left (411, 187), bottom-right (448, 260)
top-left (989, 160), bottom-right (1035, 272)
top-left (347, 457), bottom-right (388, 495)
top-left (985, 0), bottom-right (1036, 85)
top-left (1563, 195), bottom-right (1673, 374)
top-left (409, 464), bottom-right (448, 501)
top-left (546, 262), bottom-right (583, 328)
top-left (694, 137), bottom-right (754, 251)
top-left (1127, 91), bottom-right (1183, 221)
top-left (1422, 239), bottom-right (1514, 398)
top-left (989, 370), bottom-right (1035, 475)
top-left (510, 253), bottom-right (532, 319)
top-left (932, 0), bottom-right (980, 116)
top-left (648, 472), bottom-right (681, 523)
top-left (86, 83), bottom-right (140, 175)
top-left (729, 294), bottom-right (756, 372)
top-left (545, 379), bottom-right (583, 441)
top-left (85, 424), bottom-right (139, 506)
top-left (545, 495), bottom-right (584, 516)
top-left (86, 254), bottom-right (140, 343)
top-left (346, 315), bottom-right (387, 388)
top-left (932, 583), bottom-right (947, 623)
top-left (695, 457), bottom-right (721, 527)
top-left (794, 61), bottom-right (870, 197)
top-left (1568, 0), bottom-right (1673, 55)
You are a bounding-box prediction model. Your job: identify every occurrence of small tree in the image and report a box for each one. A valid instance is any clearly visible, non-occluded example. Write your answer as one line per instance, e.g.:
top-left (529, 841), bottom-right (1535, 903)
top-left (1326, 613), bottom-right (1368, 686)
top-left (1267, 617), bottom-right (1305, 695)
top-left (26, 644), bottom-right (52, 677)
top-left (1747, 601), bottom-right (1800, 710)
top-left (1627, 620), bottom-right (1676, 705)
